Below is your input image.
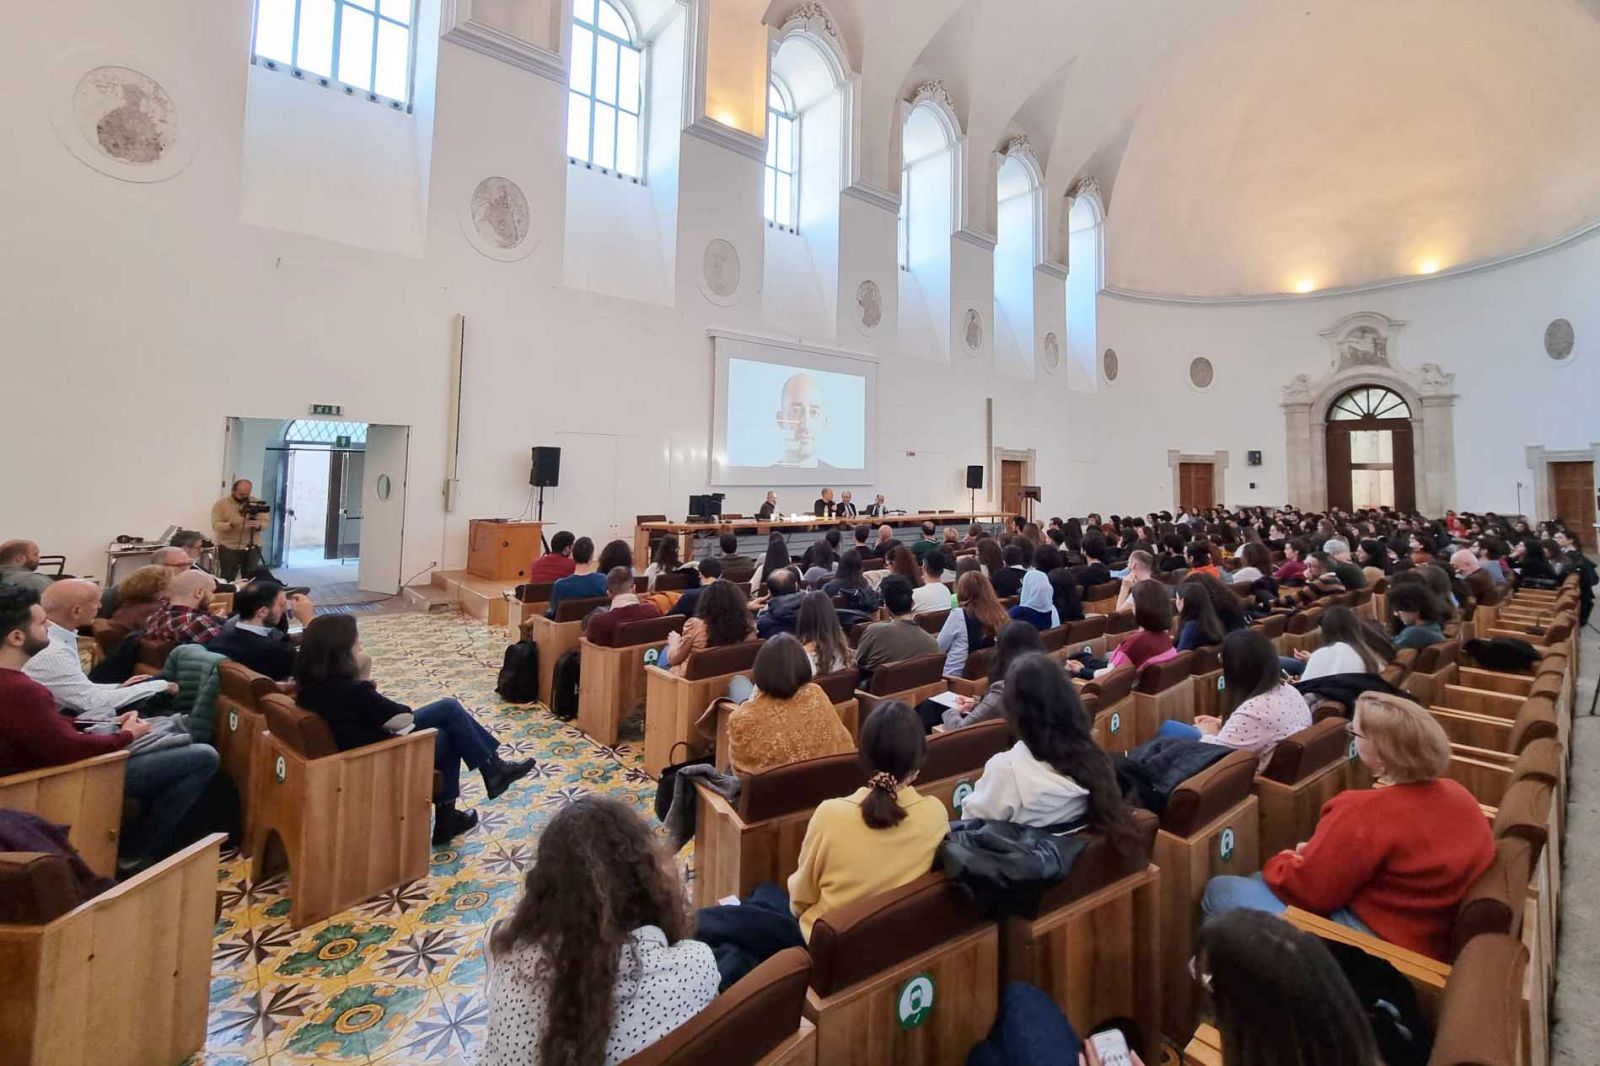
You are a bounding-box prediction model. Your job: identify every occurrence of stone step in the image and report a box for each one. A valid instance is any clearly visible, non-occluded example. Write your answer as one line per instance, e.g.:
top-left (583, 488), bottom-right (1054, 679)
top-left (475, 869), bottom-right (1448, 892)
top-left (402, 583), bottom-right (455, 614)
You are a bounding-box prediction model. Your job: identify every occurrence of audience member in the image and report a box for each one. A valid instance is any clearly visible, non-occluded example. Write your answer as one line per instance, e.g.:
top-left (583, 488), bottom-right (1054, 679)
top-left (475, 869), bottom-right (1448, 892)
top-left (725, 634), bottom-right (855, 774)
top-left (938, 571), bottom-right (1007, 679)
top-left (108, 564), bottom-right (175, 631)
top-left (1114, 550), bottom-right (1155, 612)
top-left (544, 536), bottom-right (604, 618)
top-left (0, 539), bottom-right (53, 595)
top-left (1073, 534), bottom-right (1113, 590)
top-left (1450, 548), bottom-right (1497, 608)
top-left (597, 539), bottom-right (635, 577)
top-left (294, 615), bottom-right (534, 844)
top-left (526, 530), bottom-right (577, 584)
top-left (25, 579), bottom-right (175, 711)
top-left (976, 537), bottom-right (1005, 578)
top-left (1203, 692), bottom-right (1494, 960)
top-left (1185, 541), bottom-right (1221, 579)
top-left (754, 568), bottom-right (806, 638)
top-left (1323, 539), bottom-right (1367, 590)
top-left (1159, 630), bottom-right (1311, 769)
top-left (211, 479), bottom-right (269, 580)
top-left (146, 570), bottom-right (224, 646)
top-left (1174, 581), bottom-right (1225, 652)
top-left (1193, 909), bottom-right (1382, 1066)
top-left (642, 536), bottom-right (687, 592)
top-left (912, 551), bottom-right (954, 614)
top-left (664, 577), bottom-right (751, 676)
top-left (0, 586), bottom-right (218, 872)
top-left (668, 557), bottom-right (721, 618)
top-left (1008, 568), bottom-right (1059, 631)
top-left (787, 702), bottom-right (949, 940)
top-left (1288, 605), bottom-right (1388, 680)
top-left (910, 521), bottom-right (940, 562)
top-left (1230, 542), bottom-right (1272, 586)
top-left (1388, 583), bottom-right (1447, 650)
top-left (209, 581), bottom-right (315, 680)
top-left (1067, 581), bottom-right (1175, 680)
top-left (717, 532), bottom-right (752, 572)
top-left (990, 543), bottom-right (1028, 599)
top-left (751, 532), bottom-right (796, 593)
top-left (854, 576), bottom-right (939, 679)
top-left (822, 549), bottom-right (880, 612)
top-left (931, 621), bottom-right (1041, 732)
top-left (961, 654), bottom-right (1141, 847)
top-left (1272, 538), bottom-right (1309, 585)
top-left (483, 795), bottom-right (718, 1065)
top-left (870, 523), bottom-right (898, 557)
top-left (584, 567), bottom-right (662, 645)
top-left (794, 591), bottom-right (851, 675)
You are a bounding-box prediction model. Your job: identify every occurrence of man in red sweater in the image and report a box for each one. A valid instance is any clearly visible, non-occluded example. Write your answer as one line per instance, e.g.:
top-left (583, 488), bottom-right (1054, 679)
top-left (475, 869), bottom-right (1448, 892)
top-left (582, 566), bottom-right (661, 647)
top-left (526, 530), bottom-right (577, 585)
top-left (0, 587), bottom-right (220, 874)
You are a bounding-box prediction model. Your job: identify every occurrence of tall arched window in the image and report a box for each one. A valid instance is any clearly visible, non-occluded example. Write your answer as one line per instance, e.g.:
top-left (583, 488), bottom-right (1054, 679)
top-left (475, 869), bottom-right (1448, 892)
top-left (252, 0), bottom-right (418, 107)
top-left (764, 80), bottom-right (798, 231)
top-left (899, 99), bottom-right (959, 357)
top-left (568, 0), bottom-right (644, 179)
top-left (1066, 191), bottom-right (1104, 389)
top-left (994, 149), bottom-right (1042, 372)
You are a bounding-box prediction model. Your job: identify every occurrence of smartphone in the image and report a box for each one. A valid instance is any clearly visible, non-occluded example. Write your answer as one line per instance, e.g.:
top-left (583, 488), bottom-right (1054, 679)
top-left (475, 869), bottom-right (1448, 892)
top-left (1089, 1029), bottom-right (1134, 1066)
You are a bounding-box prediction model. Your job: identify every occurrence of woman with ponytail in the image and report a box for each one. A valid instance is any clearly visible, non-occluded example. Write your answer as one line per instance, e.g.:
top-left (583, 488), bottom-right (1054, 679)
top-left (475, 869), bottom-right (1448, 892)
top-left (787, 701), bottom-right (950, 940)
top-left (483, 795), bottom-right (718, 1066)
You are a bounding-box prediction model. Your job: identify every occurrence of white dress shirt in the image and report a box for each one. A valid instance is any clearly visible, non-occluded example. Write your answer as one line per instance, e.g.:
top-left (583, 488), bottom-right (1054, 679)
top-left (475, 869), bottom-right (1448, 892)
top-left (23, 621), bottom-right (168, 717)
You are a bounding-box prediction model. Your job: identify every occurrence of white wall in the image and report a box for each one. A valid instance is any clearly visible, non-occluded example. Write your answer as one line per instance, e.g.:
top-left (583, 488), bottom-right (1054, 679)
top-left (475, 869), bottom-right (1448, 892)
top-left (4, 0), bottom-right (1598, 582)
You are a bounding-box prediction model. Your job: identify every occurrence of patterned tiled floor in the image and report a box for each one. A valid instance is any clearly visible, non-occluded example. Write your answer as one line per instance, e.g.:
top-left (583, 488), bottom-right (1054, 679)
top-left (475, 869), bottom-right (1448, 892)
top-left (189, 612), bottom-right (665, 1066)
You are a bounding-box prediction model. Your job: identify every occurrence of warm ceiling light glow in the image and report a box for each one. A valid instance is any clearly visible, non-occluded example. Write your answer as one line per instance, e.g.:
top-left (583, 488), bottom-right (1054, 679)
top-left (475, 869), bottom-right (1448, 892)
top-left (713, 109), bottom-right (738, 127)
top-left (1294, 278), bottom-right (1317, 294)
top-left (1418, 259), bottom-right (1441, 275)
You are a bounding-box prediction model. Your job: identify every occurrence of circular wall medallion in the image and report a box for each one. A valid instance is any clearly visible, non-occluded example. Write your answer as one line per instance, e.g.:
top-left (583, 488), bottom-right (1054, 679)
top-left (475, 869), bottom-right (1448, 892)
top-left (1103, 347), bottom-right (1119, 382)
top-left (963, 309), bottom-right (984, 352)
top-left (1545, 318), bottom-right (1575, 361)
top-left (1042, 332), bottom-right (1060, 371)
top-left (855, 280), bottom-right (883, 335)
top-left (1189, 357), bottom-right (1215, 390)
top-left (460, 177), bottom-right (537, 261)
top-left (700, 238), bottom-right (742, 304)
top-left (50, 56), bottom-right (200, 183)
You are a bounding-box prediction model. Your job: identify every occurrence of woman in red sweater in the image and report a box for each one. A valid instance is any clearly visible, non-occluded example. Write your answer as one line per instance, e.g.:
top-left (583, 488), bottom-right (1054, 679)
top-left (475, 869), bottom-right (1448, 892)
top-left (1201, 691), bottom-right (1493, 960)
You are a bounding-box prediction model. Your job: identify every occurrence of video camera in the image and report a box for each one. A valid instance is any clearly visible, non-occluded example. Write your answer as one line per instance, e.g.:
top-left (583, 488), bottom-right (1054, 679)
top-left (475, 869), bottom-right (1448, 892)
top-left (241, 499), bottom-right (272, 517)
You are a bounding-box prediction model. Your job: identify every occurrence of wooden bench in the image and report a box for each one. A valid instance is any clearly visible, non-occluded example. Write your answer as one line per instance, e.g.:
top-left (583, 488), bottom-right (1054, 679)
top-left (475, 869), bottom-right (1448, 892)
top-left (1130, 652), bottom-right (1197, 744)
top-left (619, 947), bottom-right (816, 1066)
top-left (520, 595), bottom-right (609, 706)
top-left (643, 640), bottom-right (764, 777)
top-left (1253, 716), bottom-right (1352, 857)
top-left (249, 694), bottom-right (436, 928)
top-left (577, 614), bottom-right (686, 747)
top-left (0, 833), bottom-right (224, 1066)
top-left (0, 752), bottom-right (128, 880)
top-left (709, 669), bottom-right (862, 773)
top-left (1080, 666), bottom-right (1138, 753)
top-left (856, 652), bottom-right (949, 716)
top-left (215, 661), bottom-right (277, 840)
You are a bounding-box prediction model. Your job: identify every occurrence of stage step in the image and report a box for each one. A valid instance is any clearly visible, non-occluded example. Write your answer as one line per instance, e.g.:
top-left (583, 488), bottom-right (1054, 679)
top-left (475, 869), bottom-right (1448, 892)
top-left (429, 569), bottom-right (515, 626)
top-left (402, 582), bottom-right (455, 614)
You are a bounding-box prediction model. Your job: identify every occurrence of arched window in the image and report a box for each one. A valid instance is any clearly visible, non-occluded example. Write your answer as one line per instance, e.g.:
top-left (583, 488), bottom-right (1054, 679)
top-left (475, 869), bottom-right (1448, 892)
top-left (1066, 192), bottom-right (1104, 389)
top-left (284, 420), bottom-right (368, 446)
top-left (764, 80), bottom-right (798, 231)
top-left (568, 0), bottom-right (644, 180)
top-left (252, 0), bottom-right (418, 108)
top-left (994, 150), bottom-right (1041, 371)
top-left (1329, 386), bottom-right (1411, 421)
top-left (899, 99), bottom-right (959, 357)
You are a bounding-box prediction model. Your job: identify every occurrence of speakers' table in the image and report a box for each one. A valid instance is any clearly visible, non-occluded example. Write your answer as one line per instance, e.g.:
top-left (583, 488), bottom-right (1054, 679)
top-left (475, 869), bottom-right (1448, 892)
top-left (634, 512), bottom-right (1014, 563)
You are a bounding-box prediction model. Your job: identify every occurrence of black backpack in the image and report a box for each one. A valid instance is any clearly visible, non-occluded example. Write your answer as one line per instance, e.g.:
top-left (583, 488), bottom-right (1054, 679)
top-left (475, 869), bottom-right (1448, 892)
top-left (496, 640), bottom-right (540, 703)
top-left (549, 649), bottom-right (582, 720)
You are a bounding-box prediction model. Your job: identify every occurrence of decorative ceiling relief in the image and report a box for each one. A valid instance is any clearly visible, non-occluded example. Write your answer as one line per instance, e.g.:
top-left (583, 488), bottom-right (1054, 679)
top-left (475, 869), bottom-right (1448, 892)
top-left (51, 57), bottom-right (199, 182)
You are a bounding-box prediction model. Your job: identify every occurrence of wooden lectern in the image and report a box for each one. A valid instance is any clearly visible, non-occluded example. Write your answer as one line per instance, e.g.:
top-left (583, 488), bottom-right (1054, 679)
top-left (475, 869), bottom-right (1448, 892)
top-left (467, 520), bottom-right (543, 582)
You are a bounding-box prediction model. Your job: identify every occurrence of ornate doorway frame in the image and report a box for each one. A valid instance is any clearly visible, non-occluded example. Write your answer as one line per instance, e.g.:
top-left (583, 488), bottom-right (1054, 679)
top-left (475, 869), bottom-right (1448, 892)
top-left (1281, 312), bottom-right (1458, 515)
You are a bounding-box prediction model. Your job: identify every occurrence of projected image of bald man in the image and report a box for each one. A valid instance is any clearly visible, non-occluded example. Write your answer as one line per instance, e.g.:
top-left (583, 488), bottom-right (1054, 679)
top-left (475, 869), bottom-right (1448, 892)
top-left (774, 371), bottom-right (830, 468)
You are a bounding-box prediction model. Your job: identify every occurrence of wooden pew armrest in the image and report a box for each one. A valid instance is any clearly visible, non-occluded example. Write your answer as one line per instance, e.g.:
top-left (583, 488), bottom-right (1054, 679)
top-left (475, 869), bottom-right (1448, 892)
top-left (0, 750), bottom-right (130, 788)
top-left (1281, 906), bottom-right (1451, 985)
top-left (694, 780), bottom-right (748, 830)
top-left (0, 832), bottom-right (226, 934)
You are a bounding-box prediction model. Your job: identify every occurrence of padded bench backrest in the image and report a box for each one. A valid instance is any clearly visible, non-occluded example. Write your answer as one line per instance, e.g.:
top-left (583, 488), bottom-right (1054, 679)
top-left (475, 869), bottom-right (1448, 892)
top-left (1416, 640), bottom-right (1460, 673)
top-left (259, 692), bottom-right (341, 759)
top-left (1452, 836), bottom-right (1533, 960)
top-left (921, 720), bottom-right (1012, 783)
top-left (1062, 616), bottom-right (1108, 645)
top-left (1085, 581), bottom-right (1120, 602)
top-left (555, 595), bottom-right (611, 623)
top-left (653, 571), bottom-right (697, 592)
top-left (813, 668), bottom-right (862, 704)
top-left (518, 582), bottom-right (556, 604)
top-left (1137, 651), bottom-right (1195, 695)
top-left (1491, 777), bottom-right (1553, 860)
top-left (1031, 809), bottom-right (1158, 914)
top-left (1430, 933), bottom-right (1528, 1066)
top-left (606, 614), bottom-right (686, 649)
top-left (738, 752), bottom-right (863, 822)
top-left (867, 652), bottom-right (946, 696)
top-left (962, 646), bottom-right (995, 681)
top-left (1507, 696), bottom-right (1558, 755)
top-left (1252, 614), bottom-right (1288, 640)
top-left (808, 872), bottom-right (987, 997)
top-left (685, 639), bottom-right (763, 681)
top-left (218, 660), bottom-right (272, 707)
top-left (1161, 750), bottom-right (1259, 837)
top-left (1082, 665), bottom-right (1137, 708)
top-left (1258, 717), bottom-right (1352, 785)
top-left (620, 947), bottom-right (811, 1066)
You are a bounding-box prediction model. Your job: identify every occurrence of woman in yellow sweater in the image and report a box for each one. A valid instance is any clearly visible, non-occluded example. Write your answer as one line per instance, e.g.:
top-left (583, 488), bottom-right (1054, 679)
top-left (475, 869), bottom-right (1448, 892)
top-left (726, 634), bottom-right (855, 774)
top-left (786, 701), bottom-right (950, 940)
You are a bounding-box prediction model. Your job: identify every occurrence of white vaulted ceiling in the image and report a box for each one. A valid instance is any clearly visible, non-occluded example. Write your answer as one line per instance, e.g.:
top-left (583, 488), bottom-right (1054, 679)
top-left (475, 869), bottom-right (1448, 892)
top-left (771, 0), bottom-right (1600, 297)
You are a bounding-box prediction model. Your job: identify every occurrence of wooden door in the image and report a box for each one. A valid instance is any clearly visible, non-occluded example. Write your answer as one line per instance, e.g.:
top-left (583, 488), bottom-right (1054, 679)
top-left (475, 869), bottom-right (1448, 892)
top-left (1001, 460), bottom-right (1024, 517)
top-left (1551, 461), bottom-right (1597, 549)
top-left (1178, 462), bottom-right (1214, 512)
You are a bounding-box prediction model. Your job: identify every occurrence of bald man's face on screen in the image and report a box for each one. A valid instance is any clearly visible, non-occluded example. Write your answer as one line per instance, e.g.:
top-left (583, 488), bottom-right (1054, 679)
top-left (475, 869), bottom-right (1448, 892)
top-left (775, 372), bottom-right (827, 466)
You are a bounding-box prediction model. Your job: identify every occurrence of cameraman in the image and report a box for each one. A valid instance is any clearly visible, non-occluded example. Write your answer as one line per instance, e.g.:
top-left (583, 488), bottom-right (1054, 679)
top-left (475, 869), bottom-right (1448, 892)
top-left (211, 479), bottom-right (269, 581)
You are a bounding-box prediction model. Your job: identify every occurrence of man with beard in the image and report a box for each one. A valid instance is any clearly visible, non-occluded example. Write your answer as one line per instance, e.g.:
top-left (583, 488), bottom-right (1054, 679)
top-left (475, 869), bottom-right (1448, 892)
top-left (0, 539), bottom-right (53, 595)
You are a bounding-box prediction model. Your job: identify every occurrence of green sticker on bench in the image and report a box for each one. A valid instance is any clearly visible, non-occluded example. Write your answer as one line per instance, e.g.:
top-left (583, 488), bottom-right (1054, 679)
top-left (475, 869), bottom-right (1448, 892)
top-left (1217, 677), bottom-right (1226, 692)
top-left (1348, 739), bottom-right (1359, 762)
top-left (274, 755), bottom-right (287, 784)
top-left (1110, 711), bottom-right (1121, 734)
top-left (229, 710), bottom-right (238, 731)
top-left (643, 647), bottom-right (660, 666)
top-left (1220, 827), bottom-right (1236, 863)
top-left (897, 973), bottom-right (936, 1029)
top-left (952, 780), bottom-right (974, 808)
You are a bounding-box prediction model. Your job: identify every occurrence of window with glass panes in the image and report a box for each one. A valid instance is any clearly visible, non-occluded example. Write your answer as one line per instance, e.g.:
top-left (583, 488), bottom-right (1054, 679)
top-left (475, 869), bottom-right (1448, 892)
top-left (252, 0), bottom-right (416, 108)
top-left (568, 0), bottom-right (644, 179)
top-left (764, 82), bottom-right (797, 231)
top-left (898, 166), bottom-right (911, 270)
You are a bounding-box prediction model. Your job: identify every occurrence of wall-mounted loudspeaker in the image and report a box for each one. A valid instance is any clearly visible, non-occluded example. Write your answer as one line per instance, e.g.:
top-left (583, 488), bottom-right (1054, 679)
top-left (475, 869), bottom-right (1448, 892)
top-left (1246, 450), bottom-right (1262, 467)
top-left (530, 446), bottom-right (562, 487)
top-left (966, 464), bottom-right (984, 490)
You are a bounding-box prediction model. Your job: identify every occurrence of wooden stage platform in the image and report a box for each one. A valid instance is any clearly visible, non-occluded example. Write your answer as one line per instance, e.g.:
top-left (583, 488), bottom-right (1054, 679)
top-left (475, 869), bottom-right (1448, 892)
top-left (404, 568), bottom-right (520, 628)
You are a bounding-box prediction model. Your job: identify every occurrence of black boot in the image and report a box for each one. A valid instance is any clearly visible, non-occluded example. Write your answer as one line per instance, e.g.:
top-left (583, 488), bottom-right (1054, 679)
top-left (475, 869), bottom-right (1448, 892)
top-left (431, 803), bottom-right (479, 845)
top-left (481, 756), bottom-right (537, 800)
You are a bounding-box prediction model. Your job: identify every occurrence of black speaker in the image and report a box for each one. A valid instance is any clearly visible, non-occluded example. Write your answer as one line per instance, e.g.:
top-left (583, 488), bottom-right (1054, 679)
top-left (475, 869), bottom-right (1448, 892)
top-left (530, 447), bottom-right (562, 487)
top-left (1247, 450), bottom-right (1263, 467)
top-left (966, 464), bottom-right (984, 490)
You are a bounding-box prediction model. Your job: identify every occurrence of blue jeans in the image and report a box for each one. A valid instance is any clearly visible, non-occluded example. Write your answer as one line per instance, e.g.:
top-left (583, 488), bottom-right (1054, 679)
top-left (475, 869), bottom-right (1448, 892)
top-left (1202, 872), bottom-right (1374, 934)
top-left (726, 675), bottom-right (756, 703)
top-left (1280, 656), bottom-right (1306, 677)
top-left (1158, 720), bottom-right (1203, 741)
top-left (967, 982), bottom-right (1084, 1066)
top-left (122, 743), bottom-right (220, 861)
top-left (413, 698), bottom-right (500, 801)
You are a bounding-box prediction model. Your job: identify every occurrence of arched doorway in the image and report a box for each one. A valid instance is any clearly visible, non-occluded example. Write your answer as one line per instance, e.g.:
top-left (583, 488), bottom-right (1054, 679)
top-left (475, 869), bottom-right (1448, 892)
top-left (1324, 386), bottom-right (1415, 511)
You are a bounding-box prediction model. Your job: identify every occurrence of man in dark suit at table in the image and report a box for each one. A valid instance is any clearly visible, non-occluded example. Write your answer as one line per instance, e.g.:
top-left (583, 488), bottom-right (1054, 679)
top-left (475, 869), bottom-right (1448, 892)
top-left (837, 491), bottom-right (858, 518)
top-left (757, 491), bottom-right (778, 520)
top-left (813, 488), bottom-right (836, 518)
top-left (863, 494), bottom-right (887, 518)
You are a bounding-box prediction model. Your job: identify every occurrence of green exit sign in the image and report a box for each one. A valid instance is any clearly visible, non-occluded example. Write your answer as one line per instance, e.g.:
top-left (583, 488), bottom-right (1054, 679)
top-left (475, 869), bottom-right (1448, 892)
top-left (310, 403), bottom-right (342, 416)
top-left (335, 435), bottom-right (352, 448)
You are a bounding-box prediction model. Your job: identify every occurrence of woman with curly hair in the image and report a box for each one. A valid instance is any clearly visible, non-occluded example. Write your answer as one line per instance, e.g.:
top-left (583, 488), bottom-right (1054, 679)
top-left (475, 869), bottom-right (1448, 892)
top-left (109, 564), bottom-right (175, 631)
top-left (664, 578), bottom-right (752, 677)
top-left (483, 795), bottom-right (718, 1066)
